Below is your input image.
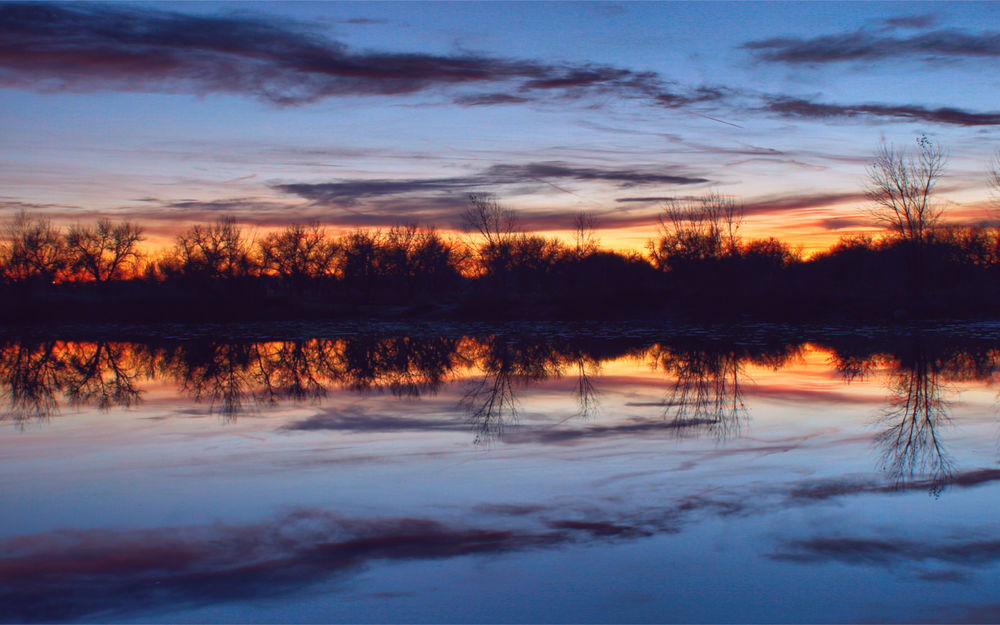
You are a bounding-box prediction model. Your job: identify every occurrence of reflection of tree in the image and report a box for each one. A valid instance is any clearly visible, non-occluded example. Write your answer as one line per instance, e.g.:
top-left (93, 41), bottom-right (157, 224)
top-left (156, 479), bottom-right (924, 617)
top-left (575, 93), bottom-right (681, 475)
top-left (0, 341), bottom-right (66, 425)
top-left (876, 348), bottom-right (954, 493)
top-left (63, 342), bottom-right (144, 410)
top-left (167, 342), bottom-right (266, 421)
top-left (163, 336), bottom-right (463, 420)
top-left (257, 339), bottom-right (332, 403)
top-left (829, 338), bottom-right (991, 493)
top-left (649, 345), bottom-right (748, 440)
top-left (647, 343), bottom-right (801, 440)
top-left (0, 341), bottom-right (148, 426)
top-left (461, 338), bottom-right (563, 444)
top-left (574, 356), bottom-right (601, 419)
top-left (331, 336), bottom-right (459, 398)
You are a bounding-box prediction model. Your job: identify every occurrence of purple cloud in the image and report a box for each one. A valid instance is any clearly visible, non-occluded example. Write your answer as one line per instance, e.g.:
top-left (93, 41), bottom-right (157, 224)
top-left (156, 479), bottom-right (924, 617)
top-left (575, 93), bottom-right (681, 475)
top-left (0, 3), bottom-right (720, 108)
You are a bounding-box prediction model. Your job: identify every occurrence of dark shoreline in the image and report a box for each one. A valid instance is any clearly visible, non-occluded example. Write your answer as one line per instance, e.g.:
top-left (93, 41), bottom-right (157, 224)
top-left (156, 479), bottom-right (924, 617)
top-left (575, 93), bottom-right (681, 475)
top-left (5, 316), bottom-right (1000, 343)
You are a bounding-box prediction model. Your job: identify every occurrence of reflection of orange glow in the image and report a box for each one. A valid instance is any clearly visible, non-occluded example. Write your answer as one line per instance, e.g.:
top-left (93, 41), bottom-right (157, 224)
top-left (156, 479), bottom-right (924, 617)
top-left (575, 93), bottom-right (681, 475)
top-left (4, 338), bottom-right (999, 423)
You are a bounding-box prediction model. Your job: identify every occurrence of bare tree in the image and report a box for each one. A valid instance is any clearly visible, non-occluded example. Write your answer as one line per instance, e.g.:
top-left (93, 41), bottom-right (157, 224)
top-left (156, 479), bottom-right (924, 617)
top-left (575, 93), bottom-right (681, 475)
top-left (258, 223), bottom-right (337, 284)
top-left (462, 193), bottom-right (521, 285)
top-left (462, 193), bottom-right (519, 247)
top-left (66, 219), bottom-right (144, 283)
top-left (866, 135), bottom-right (946, 245)
top-left (1, 212), bottom-right (66, 284)
top-left (988, 151), bottom-right (1000, 218)
top-left (648, 192), bottom-right (743, 270)
top-left (573, 211), bottom-right (599, 258)
top-left (175, 217), bottom-right (256, 279)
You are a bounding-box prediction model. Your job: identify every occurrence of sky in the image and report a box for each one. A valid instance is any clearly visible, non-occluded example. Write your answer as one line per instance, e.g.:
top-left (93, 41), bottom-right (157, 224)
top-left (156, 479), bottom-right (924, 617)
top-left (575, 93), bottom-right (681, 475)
top-left (3, 1), bottom-right (1000, 253)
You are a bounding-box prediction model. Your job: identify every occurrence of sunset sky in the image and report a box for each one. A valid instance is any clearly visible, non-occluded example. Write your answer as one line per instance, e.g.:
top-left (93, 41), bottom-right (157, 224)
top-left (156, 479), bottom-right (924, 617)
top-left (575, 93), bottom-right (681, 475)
top-left (3, 1), bottom-right (1000, 253)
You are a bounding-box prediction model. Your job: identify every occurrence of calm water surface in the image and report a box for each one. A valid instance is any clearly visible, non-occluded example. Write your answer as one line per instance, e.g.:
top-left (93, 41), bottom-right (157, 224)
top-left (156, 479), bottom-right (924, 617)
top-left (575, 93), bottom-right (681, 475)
top-left (2, 324), bottom-right (1000, 623)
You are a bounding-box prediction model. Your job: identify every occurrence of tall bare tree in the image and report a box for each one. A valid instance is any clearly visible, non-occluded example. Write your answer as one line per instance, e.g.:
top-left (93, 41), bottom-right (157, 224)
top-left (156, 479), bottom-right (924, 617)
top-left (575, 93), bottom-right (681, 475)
top-left (573, 211), bottom-right (599, 258)
top-left (988, 151), bottom-right (1000, 214)
top-left (1, 212), bottom-right (66, 284)
top-left (462, 193), bottom-right (521, 284)
top-left (66, 219), bottom-right (144, 283)
top-left (866, 135), bottom-right (946, 245)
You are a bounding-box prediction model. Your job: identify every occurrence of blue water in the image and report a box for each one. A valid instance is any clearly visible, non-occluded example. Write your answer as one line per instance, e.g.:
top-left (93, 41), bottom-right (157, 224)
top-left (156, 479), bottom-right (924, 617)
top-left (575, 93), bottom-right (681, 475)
top-left (1, 329), bottom-right (999, 623)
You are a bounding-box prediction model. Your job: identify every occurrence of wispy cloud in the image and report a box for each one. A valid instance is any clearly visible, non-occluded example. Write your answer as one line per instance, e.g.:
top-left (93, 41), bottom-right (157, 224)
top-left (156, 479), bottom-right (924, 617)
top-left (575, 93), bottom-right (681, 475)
top-left (615, 196), bottom-right (678, 204)
top-left (486, 163), bottom-right (709, 186)
top-left (764, 96), bottom-right (1000, 127)
top-left (0, 3), bottom-right (721, 108)
top-left (341, 17), bottom-right (389, 25)
top-left (743, 27), bottom-right (1000, 64)
top-left (881, 14), bottom-right (939, 31)
top-left (742, 191), bottom-right (868, 216)
top-left (273, 162), bottom-right (709, 208)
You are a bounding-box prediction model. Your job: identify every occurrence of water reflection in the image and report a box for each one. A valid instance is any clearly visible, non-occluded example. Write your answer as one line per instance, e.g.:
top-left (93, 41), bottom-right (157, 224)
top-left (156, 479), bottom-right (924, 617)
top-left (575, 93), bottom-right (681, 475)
top-left (0, 341), bottom-right (146, 424)
top-left (4, 329), bottom-right (1000, 623)
top-left (2, 331), bottom-right (999, 481)
top-left (830, 335), bottom-right (1000, 492)
top-left (878, 346), bottom-right (954, 491)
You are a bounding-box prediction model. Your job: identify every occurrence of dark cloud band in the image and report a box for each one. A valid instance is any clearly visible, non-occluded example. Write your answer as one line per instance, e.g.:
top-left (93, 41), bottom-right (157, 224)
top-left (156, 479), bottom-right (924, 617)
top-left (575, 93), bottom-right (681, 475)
top-left (765, 96), bottom-right (1000, 127)
top-left (0, 3), bottom-right (719, 108)
top-left (743, 27), bottom-right (1000, 64)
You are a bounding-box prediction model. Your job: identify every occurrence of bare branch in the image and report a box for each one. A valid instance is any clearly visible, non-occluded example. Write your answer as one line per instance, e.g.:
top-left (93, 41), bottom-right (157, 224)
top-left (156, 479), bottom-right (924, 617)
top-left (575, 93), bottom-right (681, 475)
top-left (865, 135), bottom-right (946, 243)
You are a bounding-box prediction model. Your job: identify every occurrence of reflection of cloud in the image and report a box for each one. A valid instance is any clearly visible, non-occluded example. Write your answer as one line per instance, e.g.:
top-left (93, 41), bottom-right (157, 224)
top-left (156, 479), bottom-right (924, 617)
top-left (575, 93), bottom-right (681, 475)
top-left (0, 3), bottom-right (720, 108)
top-left (0, 505), bottom-right (681, 623)
top-left (279, 405), bottom-right (465, 433)
top-left (502, 418), bottom-right (717, 445)
top-left (764, 96), bottom-right (1000, 127)
top-left (746, 384), bottom-right (881, 405)
top-left (772, 536), bottom-right (1000, 567)
top-left (785, 468), bottom-right (1000, 503)
top-left (0, 510), bottom-right (568, 622)
top-left (743, 27), bottom-right (1000, 64)
top-left (943, 603), bottom-right (1000, 624)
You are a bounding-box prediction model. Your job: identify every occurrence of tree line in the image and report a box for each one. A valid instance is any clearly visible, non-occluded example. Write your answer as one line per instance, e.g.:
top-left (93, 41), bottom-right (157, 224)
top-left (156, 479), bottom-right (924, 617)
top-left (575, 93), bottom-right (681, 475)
top-left (3, 138), bottom-right (1000, 321)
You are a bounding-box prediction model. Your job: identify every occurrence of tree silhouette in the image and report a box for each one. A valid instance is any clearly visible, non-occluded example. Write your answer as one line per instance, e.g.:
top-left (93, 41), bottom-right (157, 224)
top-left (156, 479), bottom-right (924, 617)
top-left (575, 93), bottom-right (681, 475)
top-left (66, 219), bottom-right (143, 283)
top-left (175, 217), bottom-right (256, 280)
top-left (866, 136), bottom-right (945, 245)
top-left (1, 212), bottom-right (66, 285)
top-left (648, 192), bottom-right (743, 271)
top-left (258, 223), bottom-right (337, 288)
top-left (572, 211), bottom-right (599, 259)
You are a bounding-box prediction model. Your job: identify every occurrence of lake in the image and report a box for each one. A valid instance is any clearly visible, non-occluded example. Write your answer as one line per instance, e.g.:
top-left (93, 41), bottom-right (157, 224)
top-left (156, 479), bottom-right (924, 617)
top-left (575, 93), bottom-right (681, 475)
top-left (2, 322), bottom-right (1000, 623)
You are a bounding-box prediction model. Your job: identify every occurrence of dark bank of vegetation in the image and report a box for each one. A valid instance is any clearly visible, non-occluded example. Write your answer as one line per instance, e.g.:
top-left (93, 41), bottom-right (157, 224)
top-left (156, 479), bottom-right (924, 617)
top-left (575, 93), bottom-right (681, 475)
top-left (3, 138), bottom-right (1000, 323)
